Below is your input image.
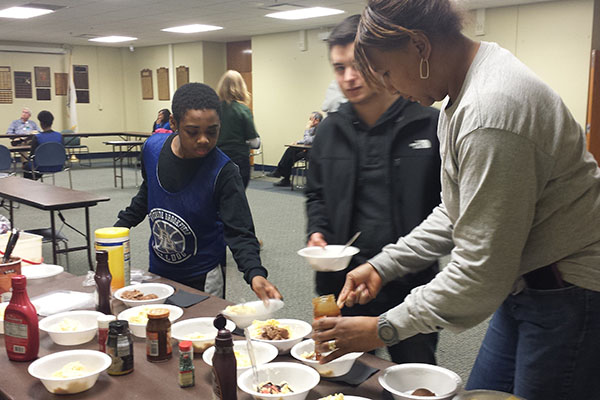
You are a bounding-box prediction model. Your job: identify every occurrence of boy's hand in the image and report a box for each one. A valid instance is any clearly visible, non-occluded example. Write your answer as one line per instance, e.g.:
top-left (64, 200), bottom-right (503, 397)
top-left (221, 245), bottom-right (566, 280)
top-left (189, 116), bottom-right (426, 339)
top-left (251, 276), bottom-right (283, 303)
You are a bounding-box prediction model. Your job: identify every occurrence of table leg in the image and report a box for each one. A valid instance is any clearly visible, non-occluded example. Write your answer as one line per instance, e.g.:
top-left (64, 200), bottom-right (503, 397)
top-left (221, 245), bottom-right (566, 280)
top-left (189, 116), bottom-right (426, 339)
top-left (112, 144), bottom-right (117, 188)
top-left (85, 207), bottom-right (93, 270)
top-left (119, 145), bottom-right (124, 189)
top-left (50, 210), bottom-right (57, 265)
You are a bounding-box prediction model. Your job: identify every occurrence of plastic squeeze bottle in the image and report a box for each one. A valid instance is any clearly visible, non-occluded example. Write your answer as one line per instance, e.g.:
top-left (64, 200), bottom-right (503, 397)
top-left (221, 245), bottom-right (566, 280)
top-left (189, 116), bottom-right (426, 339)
top-left (4, 275), bottom-right (39, 361)
top-left (94, 250), bottom-right (112, 315)
top-left (212, 313), bottom-right (237, 400)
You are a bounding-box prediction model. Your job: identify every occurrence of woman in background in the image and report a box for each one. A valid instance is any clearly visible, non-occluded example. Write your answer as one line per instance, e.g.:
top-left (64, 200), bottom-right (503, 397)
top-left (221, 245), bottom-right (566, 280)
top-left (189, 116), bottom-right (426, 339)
top-left (152, 108), bottom-right (172, 133)
top-left (216, 70), bottom-right (260, 188)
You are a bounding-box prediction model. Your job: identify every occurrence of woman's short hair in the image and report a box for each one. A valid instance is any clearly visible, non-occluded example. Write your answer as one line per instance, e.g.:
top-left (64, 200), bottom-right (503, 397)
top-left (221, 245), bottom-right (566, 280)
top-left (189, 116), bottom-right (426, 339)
top-left (216, 70), bottom-right (251, 106)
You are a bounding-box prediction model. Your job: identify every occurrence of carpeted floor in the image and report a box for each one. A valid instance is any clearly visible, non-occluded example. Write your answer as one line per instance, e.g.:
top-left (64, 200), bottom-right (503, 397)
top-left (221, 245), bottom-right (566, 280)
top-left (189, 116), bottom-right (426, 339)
top-left (3, 162), bottom-right (487, 383)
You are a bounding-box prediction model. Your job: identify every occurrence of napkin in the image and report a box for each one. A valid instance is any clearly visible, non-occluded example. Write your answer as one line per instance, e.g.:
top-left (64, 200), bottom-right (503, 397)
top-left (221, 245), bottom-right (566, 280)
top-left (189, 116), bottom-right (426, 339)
top-left (324, 361), bottom-right (379, 386)
top-left (165, 289), bottom-right (208, 308)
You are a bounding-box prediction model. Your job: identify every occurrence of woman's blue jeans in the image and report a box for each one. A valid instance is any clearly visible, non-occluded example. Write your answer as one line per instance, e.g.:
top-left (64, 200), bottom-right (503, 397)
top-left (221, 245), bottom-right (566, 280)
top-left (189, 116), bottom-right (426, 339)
top-left (466, 285), bottom-right (600, 400)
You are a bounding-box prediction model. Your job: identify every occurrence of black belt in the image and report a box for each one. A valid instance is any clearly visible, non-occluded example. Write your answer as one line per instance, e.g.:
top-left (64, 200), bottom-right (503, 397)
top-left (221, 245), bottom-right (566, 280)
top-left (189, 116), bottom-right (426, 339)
top-left (522, 263), bottom-right (572, 290)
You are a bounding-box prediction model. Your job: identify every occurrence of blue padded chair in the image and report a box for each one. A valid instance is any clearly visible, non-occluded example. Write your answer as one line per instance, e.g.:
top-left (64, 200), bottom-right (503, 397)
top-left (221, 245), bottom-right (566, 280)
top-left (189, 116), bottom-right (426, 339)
top-left (0, 144), bottom-right (14, 177)
top-left (30, 142), bottom-right (72, 189)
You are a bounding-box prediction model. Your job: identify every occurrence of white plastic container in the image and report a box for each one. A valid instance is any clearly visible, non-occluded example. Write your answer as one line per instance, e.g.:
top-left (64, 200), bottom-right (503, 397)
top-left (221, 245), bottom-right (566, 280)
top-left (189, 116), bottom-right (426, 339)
top-left (0, 232), bottom-right (42, 266)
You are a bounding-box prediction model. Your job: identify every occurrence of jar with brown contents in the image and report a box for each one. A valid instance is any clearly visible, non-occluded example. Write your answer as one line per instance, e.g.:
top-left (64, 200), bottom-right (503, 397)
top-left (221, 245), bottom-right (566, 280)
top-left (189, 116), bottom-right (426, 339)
top-left (146, 308), bottom-right (172, 362)
top-left (312, 294), bottom-right (341, 360)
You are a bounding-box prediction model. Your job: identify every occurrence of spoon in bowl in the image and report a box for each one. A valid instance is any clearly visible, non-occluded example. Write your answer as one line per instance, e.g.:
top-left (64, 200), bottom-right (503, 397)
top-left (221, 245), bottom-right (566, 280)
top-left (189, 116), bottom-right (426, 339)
top-left (338, 231), bottom-right (361, 256)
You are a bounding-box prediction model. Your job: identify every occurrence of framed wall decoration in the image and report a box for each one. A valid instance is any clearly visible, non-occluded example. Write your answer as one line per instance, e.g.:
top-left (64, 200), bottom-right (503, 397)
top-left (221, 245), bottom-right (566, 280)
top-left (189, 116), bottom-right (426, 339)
top-left (55, 73), bottom-right (68, 96)
top-left (0, 66), bottom-right (11, 90)
top-left (176, 65), bottom-right (189, 89)
top-left (157, 67), bottom-right (170, 101)
top-left (141, 69), bottom-right (153, 100)
top-left (34, 66), bottom-right (51, 87)
top-left (36, 88), bottom-right (51, 101)
top-left (14, 71), bottom-right (32, 98)
top-left (0, 91), bottom-right (12, 104)
top-left (76, 90), bottom-right (90, 104)
top-left (73, 65), bottom-right (89, 89)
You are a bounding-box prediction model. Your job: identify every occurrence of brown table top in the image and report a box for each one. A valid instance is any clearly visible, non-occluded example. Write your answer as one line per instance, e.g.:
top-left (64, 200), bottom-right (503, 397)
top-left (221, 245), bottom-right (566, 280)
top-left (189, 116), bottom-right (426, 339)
top-left (102, 140), bottom-right (145, 146)
top-left (0, 132), bottom-right (151, 139)
top-left (0, 176), bottom-right (110, 211)
top-left (0, 274), bottom-right (395, 400)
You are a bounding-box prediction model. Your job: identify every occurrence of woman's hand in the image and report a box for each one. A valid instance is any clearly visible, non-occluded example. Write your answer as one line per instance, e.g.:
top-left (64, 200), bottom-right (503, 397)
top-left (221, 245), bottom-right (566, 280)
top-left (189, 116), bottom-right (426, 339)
top-left (337, 263), bottom-right (383, 308)
top-left (308, 232), bottom-right (327, 247)
top-left (251, 276), bottom-right (283, 303)
top-left (312, 316), bottom-right (383, 363)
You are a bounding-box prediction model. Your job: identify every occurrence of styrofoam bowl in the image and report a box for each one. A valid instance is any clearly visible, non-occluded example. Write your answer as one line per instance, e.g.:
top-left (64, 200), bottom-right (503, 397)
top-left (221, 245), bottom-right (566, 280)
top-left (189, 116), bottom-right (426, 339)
top-left (28, 349), bottom-right (111, 394)
top-left (39, 310), bottom-right (103, 346)
top-left (203, 340), bottom-right (278, 378)
top-left (290, 339), bottom-right (363, 378)
top-left (0, 302), bottom-right (8, 334)
top-left (238, 361), bottom-right (320, 400)
top-left (378, 363), bottom-right (463, 400)
top-left (297, 245), bottom-right (360, 272)
top-left (114, 283), bottom-right (174, 307)
top-left (454, 390), bottom-right (525, 400)
top-left (171, 317), bottom-right (236, 353)
top-left (221, 299), bottom-right (284, 328)
top-left (117, 304), bottom-right (183, 338)
top-left (248, 318), bottom-right (312, 354)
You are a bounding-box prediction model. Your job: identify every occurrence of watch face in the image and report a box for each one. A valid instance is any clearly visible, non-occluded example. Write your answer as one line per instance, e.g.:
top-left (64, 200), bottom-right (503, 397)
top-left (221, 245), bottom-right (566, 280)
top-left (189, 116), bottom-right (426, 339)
top-left (380, 325), bottom-right (395, 341)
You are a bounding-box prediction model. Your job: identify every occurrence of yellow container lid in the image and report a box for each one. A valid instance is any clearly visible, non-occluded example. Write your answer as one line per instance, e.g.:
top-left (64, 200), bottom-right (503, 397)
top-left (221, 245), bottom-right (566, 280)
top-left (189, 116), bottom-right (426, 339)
top-left (95, 227), bottom-right (130, 239)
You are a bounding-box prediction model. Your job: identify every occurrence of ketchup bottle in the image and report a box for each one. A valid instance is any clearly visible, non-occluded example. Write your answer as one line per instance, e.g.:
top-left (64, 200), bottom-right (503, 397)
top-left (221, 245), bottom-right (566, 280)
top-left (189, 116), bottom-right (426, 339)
top-left (212, 314), bottom-right (237, 400)
top-left (4, 275), bottom-right (39, 361)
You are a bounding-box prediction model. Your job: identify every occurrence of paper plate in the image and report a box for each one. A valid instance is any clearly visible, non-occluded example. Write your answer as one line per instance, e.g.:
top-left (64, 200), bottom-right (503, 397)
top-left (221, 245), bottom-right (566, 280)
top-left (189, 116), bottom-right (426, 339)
top-left (21, 264), bottom-right (64, 280)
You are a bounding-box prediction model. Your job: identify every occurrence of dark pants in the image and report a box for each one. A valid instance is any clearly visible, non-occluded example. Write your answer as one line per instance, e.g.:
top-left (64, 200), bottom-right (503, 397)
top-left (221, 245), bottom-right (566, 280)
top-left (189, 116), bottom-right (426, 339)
top-left (316, 264), bottom-right (439, 365)
top-left (225, 154), bottom-right (251, 189)
top-left (276, 148), bottom-right (307, 180)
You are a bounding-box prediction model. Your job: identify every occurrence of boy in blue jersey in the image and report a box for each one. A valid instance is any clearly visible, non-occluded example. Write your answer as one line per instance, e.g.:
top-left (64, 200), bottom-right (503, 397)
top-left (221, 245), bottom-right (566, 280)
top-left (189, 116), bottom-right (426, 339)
top-left (23, 110), bottom-right (64, 179)
top-left (116, 83), bottom-right (281, 300)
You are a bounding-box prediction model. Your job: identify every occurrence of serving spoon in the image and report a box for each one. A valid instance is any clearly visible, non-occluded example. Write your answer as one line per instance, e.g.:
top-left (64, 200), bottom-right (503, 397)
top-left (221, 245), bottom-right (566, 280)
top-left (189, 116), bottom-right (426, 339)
top-left (338, 231), bottom-right (361, 256)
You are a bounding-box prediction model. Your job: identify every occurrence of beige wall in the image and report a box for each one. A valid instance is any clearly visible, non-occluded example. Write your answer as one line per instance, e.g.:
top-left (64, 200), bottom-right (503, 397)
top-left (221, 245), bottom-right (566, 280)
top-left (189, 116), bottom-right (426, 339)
top-left (202, 42), bottom-right (227, 89)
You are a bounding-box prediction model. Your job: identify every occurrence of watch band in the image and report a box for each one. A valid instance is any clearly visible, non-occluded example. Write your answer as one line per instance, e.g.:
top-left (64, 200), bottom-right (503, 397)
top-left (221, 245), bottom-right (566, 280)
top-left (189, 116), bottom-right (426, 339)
top-left (377, 313), bottom-right (400, 346)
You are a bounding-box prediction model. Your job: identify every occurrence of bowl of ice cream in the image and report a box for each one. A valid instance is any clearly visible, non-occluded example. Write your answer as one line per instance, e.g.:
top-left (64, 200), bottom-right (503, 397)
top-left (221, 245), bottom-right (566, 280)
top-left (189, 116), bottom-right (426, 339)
top-left (238, 361), bottom-right (320, 400)
top-left (202, 340), bottom-right (278, 378)
top-left (117, 304), bottom-right (183, 338)
top-left (39, 310), bottom-right (103, 346)
top-left (28, 349), bottom-right (111, 394)
top-left (290, 339), bottom-right (363, 378)
top-left (378, 363), bottom-right (462, 400)
top-left (221, 299), bottom-right (284, 328)
top-left (171, 317), bottom-right (237, 353)
top-left (248, 318), bottom-right (312, 354)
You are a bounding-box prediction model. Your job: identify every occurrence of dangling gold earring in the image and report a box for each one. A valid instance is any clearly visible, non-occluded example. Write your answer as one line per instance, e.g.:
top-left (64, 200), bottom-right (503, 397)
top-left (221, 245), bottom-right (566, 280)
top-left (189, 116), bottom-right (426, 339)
top-left (420, 58), bottom-right (430, 80)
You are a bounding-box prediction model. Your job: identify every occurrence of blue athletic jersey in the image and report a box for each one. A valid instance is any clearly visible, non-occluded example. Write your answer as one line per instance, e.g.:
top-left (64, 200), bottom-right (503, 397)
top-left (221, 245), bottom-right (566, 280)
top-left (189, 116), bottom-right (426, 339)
top-left (143, 133), bottom-right (229, 280)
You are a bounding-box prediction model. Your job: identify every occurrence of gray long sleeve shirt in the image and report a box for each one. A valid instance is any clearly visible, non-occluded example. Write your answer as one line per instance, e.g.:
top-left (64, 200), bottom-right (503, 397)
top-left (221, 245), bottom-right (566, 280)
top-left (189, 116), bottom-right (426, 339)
top-left (371, 42), bottom-right (600, 342)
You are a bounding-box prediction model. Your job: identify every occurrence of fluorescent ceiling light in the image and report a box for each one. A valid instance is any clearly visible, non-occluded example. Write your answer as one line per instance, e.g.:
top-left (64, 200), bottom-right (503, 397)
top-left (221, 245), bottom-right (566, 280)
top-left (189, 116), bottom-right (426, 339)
top-left (0, 6), bottom-right (54, 19)
top-left (266, 7), bottom-right (344, 20)
top-left (162, 24), bottom-right (223, 33)
top-left (89, 36), bottom-right (138, 43)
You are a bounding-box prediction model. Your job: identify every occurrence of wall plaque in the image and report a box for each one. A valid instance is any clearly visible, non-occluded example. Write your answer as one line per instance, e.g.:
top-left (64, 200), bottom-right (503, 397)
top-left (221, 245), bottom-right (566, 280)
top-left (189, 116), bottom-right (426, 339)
top-left (55, 73), bottom-right (68, 96)
top-left (141, 69), bottom-right (153, 100)
top-left (14, 71), bottom-right (32, 98)
top-left (36, 88), bottom-right (51, 101)
top-left (157, 67), bottom-right (170, 101)
top-left (0, 91), bottom-right (12, 104)
top-left (34, 66), bottom-right (51, 87)
top-left (0, 66), bottom-right (11, 90)
top-left (176, 65), bottom-right (189, 89)
top-left (76, 90), bottom-right (89, 104)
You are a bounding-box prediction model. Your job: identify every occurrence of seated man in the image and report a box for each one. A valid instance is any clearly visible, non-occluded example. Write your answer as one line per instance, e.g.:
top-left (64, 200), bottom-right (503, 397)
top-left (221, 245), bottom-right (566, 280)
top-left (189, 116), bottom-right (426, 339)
top-left (268, 111), bottom-right (322, 187)
top-left (23, 110), bottom-right (64, 179)
top-left (115, 83), bottom-right (282, 301)
top-left (7, 107), bottom-right (40, 147)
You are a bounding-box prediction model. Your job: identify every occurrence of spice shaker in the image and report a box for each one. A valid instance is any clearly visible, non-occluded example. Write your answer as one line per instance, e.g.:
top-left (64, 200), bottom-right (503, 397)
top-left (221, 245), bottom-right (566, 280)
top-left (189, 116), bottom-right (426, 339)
top-left (178, 340), bottom-right (195, 388)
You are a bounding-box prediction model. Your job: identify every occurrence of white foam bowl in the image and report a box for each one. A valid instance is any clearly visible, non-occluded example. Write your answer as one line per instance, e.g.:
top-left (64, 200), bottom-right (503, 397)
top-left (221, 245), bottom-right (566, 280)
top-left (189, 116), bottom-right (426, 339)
top-left (39, 310), bottom-right (103, 346)
top-left (117, 304), bottom-right (184, 338)
top-left (171, 317), bottom-right (237, 353)
top-left (297, 245), bottom-right (360, 272)
top-left (378, 363), bottom-right (463, 400)
top-left (0, 302), bottom-right (8, 334)
top-left (248, 318), bottom-right (312, 354)
top-left (290, 339), bottom-right (363, 378)
top-left (28, 349), bottom-right (111, 394)
top-left (454, 390), bottom-right (525, 400)
top-left (221, 299), bottom-right (284, 329)
top-left (203, 340), bottom-right (278, 378)
top-left (114, 283), bottom-right (174, 307)
top-left (238, 361), bottom-right (320, 400)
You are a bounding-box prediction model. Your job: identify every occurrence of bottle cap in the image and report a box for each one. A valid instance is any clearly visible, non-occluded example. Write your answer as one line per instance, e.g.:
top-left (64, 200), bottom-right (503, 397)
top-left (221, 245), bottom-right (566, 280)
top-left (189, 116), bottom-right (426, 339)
top-left (109, 320), bottom-right (129, 333)
top-left (95, 250), bottom-right (108, 263)
top-left (147, 308), bottom-right (170, 319)
top-left (214, 314), bottom-right (233, 346)
top-left (179, 340), bottom-right (192, 352)
top-left (98, 314), bottom-right (116, 329)
top-left (11, 274), bottom-right (26, 289)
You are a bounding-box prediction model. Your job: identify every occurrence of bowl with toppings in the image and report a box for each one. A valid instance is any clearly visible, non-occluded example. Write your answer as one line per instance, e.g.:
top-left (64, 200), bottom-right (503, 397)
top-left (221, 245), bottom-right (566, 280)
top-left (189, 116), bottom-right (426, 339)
top-left (117, 304), bottom-right (184, 338)
top-left (378, 363), bottom-right (462, 400)
top-left (238, 361), bottom-right (320, 400)
top-left (221, 299), bottom-right (284, 329)
top-left (39, 310), bottom-right (104, 346)
top-left (454, 390), bottom-right (524, 400)
top-left (248, 318), bottom-right (312, 354)
top-left (202, 340), bottom-right (278, 378)
top-left (27, 349), bottom-right (111, 394)
top-left (171, 317), bottom-right (237, 353)
top-left (297, 245), bottom-right (360, 272)
top-left (114, 282), bottom-right (174, 307)
top-left (290, 339), bottom-right (363, 378)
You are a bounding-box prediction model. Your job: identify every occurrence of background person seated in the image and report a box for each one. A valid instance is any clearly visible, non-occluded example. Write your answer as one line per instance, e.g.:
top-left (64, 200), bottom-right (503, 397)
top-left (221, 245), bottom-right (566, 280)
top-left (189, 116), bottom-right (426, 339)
top-left (268, 111), bottom-right (323, 187)
top-left (152, 108), bottom-right (172, 133)
top-left (23, 110), bottom-right (64, 180)
top-left (7, 107), bottom-right (39, 147)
